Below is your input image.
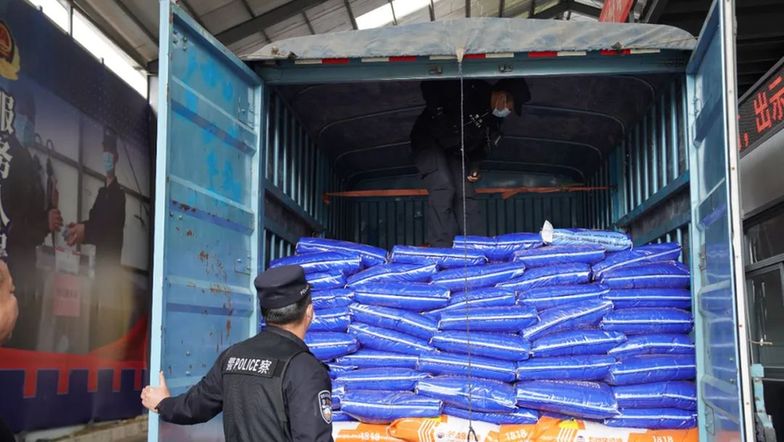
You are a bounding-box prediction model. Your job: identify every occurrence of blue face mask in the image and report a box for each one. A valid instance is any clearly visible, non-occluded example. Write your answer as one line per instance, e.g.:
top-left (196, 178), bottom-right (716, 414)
top-left (492, 108), bottom-right (511, 118)
top-left (14, 114), bottom-right (35, 146)
top-left (102, 151), bottom-right (115, 174)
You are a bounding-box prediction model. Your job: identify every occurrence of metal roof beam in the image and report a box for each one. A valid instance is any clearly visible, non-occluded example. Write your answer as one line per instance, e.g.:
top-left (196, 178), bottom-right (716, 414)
top-left (640, 0), bottom-right (669, 23)
top-left (532, 1), bottom-right (570, 19)
top-left (110, 0), bottom-right (157, 45)
top-left (71, 0), bottom-right (148, 67)
top-left (569, 1), bottom-right (602, 17)
top-left (217, 0), bottom-right (325, 45)
top-left (345, 0), bottom-right (358, 30)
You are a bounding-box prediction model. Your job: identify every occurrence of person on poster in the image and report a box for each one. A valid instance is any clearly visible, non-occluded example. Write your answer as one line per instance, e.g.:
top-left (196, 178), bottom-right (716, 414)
top-left (65, 127), bottom-right (125, 266)
top-left (0, 83), bottom-right (62, 350)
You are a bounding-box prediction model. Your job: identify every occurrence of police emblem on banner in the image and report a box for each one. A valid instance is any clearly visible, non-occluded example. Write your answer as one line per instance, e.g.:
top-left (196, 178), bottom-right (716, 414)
top-left (0, 22), bottom-right (20, 80)
top-left (318, 390), bottom-right (332, 424)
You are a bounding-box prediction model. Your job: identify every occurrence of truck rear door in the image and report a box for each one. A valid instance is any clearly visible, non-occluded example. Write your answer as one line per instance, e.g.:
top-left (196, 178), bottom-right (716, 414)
top-left (149, 1), bottom-right (263, 440)
top-left (687, 1), bottom-right (754, 440)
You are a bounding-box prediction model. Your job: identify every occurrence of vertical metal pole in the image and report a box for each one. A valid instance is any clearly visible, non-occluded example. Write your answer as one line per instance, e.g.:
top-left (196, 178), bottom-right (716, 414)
top-left (651, 102), bottom-right (660, 195)
top-left (634, 125), bottom-right (642, 208)
top-left (660, 93), bottom-right (668, 186)
top-left (670, 80), bottom-right (680, 179)
top-left (273, 95), bottom-right (281, 188)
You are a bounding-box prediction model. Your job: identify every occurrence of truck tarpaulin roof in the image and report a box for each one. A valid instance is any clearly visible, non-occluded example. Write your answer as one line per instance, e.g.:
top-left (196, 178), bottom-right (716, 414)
top-left (243, 18), bottom-right (697, 61)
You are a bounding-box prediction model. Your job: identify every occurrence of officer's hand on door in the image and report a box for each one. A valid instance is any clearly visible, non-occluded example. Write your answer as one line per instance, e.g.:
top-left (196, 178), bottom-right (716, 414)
top-left (467, 171), bottom-right (481, 183)
top-left (141, 371), bottom-right (171, 413)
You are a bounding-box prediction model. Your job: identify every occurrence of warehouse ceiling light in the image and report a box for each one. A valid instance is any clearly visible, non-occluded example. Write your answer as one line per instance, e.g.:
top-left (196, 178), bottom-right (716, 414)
top-left (357, 0), bottom-right (438, 30)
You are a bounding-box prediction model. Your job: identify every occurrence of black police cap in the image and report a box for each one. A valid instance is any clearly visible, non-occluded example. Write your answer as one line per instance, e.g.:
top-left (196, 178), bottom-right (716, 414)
top-left (255, 265), bottom-right (310, 309)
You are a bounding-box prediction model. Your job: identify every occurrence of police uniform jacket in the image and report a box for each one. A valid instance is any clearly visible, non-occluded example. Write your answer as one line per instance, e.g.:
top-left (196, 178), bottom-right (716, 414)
top-left (157, 326), bottom-right (333, 442)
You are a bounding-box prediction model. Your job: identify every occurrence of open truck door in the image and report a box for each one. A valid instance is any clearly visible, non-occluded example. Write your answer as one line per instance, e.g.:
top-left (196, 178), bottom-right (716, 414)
top-left (149, 1), bottom-right (263, 440)
top-left (687, 1), bottom-right (754, 441)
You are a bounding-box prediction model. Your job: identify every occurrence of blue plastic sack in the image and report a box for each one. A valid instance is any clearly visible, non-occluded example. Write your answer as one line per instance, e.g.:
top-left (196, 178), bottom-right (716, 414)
top-left (340, 390), bottom-right (443, 424)
top-left (296, 237), bottom-right (387, 267)
top-left (522, 300), bottom-right (613, 341)
top-left (430, 331), bottom-right (531, 361)
top-left (604, 408), bottom-right (696, 429)
top-left (443, 406), bottom-right (539, 425)
top-left (306, 271), bottom-right (346, 290)
top-left (390, 245), bottom-right (487, 269)
top-left (347, 263), bottom-right (437, 287)
top-left (305, 332), bottom-right (360, 361)
top-left (430, 262), bottom-right (526, 291)
top-left (608, 334), bottom-right (695, 357)
top-left (601, 308), bottom-right (693, 335)
top-left (516, 356), bottom-right (617, 381)
top-left (349, 303), bottom-right (438, 339)
top-left (310, 307), bottom-right (351, 332)
top-left (518, 284), bottom-right (609, 311)
top-left (335, 350), bottom-right (418, 369)
top-left (415, 375), bottom-right (517, 413)
top-left (332, 410), bottom-right (357, 422)
top-left (427, 288), bottom-right (517, 318)
top-left (353, 283), bottom-right (450, 311)
top-left (515, 380), bottom-right (619, 420)
top-left (269, 251), bottom-right (362, 275)
top-left (332, 384), bottom-right (344, 410)
top-left (417, 352), bottom-right (517, 382)
top-left (541, 221), bottom-right (632, 252)
top-left (513, 245), bottom-right (606, 268)
top-left (592, 243), bottom-right (682, 279)
top-left (348, 323), bottom-right (433, 355)
top-left (600, 261), bottom-right (691, 289)
top-left (438, 305), bottom-right (539, 332)
top-left (312, 289), bottom-right (354, 309)
top-left (606, 355), bottom-right (697, 386)
top-left (453, 233), bottom-right (542, 261)
top-left (335, 368), bottom-right (429, 390)
top-left (532, 330), bottom-right (627, 357)
top-left (497, 263), bottom-right (592, 291)
top-left (492, 233), bottom-right (545, 258)
top-left (328, 363), bottom-right (358, 378)
top-left (613, 381), bottom-right (697, 410)
top-left (604, 288), bottom-right (692, 309)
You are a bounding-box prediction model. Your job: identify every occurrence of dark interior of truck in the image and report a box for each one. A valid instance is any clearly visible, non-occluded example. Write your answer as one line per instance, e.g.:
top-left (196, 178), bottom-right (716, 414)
top-left (265, 73), bottom-right (688, 250)
top-left (275, 74), bottom-right (681, 189)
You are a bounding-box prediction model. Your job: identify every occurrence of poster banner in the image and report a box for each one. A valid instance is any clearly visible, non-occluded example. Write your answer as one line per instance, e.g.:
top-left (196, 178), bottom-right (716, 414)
top-left (0, 0), bottom-right (151, 433)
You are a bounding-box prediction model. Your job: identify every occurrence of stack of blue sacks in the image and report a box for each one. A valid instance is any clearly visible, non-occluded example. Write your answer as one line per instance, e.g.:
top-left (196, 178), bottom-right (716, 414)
top-left (267, 227), bottom-right (697, 429)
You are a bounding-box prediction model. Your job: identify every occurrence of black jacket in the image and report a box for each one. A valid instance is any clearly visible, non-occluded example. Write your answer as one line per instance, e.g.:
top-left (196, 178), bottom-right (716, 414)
top-left (157, 326), bottom-right (333, 442)
top-left (83, 178), bottom-right (125, 266)
top-left (410, 79), bottom-right (503, 169)
top-left (0, 135), bottom-right (48, 284)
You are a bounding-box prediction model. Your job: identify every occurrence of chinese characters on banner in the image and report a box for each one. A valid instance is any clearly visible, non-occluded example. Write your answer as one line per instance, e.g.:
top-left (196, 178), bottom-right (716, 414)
top-left (738, 63), bottom-right (784, 151)
top-left (0, 89), bottom-right (14, 254)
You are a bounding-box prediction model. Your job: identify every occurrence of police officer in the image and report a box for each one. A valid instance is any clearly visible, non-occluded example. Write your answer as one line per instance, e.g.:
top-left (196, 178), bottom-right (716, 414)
top-left (410, 78), bottom-right (530, 247)
top-left (65, 127), bottom-right (125, 266)
top-left (1, 83), bottom-right (62, 350)
top-left (140, 265), bottom-right (333, 442)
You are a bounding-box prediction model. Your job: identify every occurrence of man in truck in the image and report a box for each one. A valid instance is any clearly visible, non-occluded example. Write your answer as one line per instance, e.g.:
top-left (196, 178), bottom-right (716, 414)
top-left (141, 265), bottom-right (333, 442)
top-left (410, 78), bottom-right (530, 247)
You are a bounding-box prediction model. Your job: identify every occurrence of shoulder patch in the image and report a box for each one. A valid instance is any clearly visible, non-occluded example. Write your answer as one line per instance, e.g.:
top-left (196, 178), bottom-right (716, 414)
top-left (223, 356), bottom-right (278, 378)
top-left (318, 390), bottom-right (332, 424)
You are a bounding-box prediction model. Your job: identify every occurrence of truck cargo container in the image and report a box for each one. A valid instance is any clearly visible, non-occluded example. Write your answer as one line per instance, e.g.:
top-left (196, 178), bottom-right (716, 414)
top-left (149, 0), bottom-right (753, 440)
